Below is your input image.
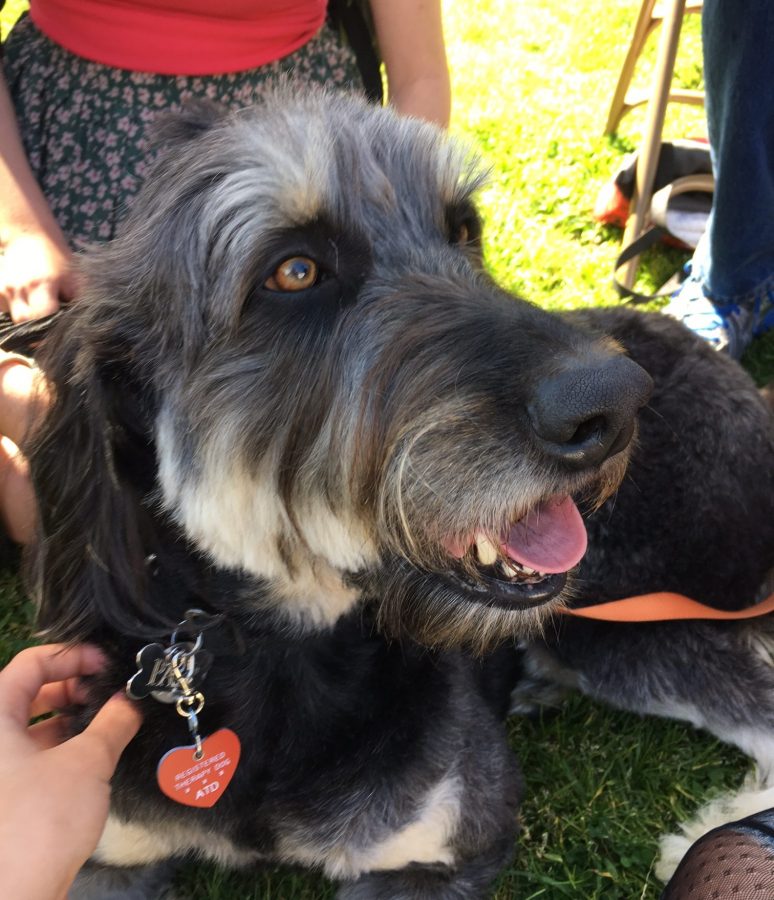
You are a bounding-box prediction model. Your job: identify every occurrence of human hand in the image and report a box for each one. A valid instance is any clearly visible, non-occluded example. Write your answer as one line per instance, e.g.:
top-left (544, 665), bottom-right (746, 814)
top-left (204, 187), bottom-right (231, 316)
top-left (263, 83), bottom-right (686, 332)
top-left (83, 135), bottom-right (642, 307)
top-left (0, 644), bottom-right (142, 900)
top-left (0, 232), bottom-right (76, 323)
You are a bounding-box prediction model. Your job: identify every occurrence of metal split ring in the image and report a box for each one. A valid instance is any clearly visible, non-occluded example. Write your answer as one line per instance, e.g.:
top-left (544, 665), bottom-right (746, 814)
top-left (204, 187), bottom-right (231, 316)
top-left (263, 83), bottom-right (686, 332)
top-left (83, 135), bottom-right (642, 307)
top-left (175, 691), bottom-right (205, 718)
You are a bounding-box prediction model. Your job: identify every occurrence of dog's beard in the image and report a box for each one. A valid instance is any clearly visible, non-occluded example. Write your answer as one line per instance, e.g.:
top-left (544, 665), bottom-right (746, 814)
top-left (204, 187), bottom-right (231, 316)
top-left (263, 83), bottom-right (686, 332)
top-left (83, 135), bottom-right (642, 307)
top-left (155, 372), bottom-right (630, 651)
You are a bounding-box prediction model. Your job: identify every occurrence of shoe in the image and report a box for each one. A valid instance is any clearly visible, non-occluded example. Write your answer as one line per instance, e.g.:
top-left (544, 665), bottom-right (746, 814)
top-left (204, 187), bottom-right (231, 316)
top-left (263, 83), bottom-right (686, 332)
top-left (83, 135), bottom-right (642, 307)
top-left (663, 264), bottom-right (774, 360)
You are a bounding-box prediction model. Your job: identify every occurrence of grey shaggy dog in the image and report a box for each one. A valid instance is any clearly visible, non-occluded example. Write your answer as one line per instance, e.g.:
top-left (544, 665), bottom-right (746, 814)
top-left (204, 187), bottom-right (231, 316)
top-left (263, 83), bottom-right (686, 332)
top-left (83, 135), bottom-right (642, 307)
top-left (23, 88), bottom-right (774, 898)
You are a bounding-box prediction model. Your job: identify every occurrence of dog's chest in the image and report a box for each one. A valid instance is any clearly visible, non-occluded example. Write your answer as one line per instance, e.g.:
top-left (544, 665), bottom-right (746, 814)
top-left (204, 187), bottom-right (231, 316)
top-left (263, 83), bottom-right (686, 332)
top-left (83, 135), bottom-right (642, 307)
top-left (101, 616), bottom-right (465, 877)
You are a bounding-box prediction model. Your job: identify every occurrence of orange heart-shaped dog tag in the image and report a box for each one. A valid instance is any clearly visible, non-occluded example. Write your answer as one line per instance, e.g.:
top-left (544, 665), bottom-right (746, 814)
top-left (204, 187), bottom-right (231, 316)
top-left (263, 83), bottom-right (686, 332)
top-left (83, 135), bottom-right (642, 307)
top-left (156, 728), bottom-right (241, 808)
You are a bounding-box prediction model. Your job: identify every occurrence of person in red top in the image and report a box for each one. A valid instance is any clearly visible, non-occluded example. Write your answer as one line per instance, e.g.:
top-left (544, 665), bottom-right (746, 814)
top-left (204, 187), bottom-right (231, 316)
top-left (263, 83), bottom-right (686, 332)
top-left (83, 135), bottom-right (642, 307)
top-left (32, 0), bottom-right (337, 75)
top-left (0, 0), bottom-right (450, 542)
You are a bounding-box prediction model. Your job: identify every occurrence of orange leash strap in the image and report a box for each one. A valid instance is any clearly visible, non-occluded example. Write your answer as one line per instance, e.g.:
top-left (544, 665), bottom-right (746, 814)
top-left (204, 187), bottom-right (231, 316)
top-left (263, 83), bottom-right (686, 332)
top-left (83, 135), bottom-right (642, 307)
top-left (561, 590), bottom-right (774, 623)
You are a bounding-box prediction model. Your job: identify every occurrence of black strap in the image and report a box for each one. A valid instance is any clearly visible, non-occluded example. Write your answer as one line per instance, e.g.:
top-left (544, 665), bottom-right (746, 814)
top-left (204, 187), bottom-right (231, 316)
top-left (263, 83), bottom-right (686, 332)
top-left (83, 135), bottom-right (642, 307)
top-left (612, 227), bottom-right (684, 304)
top-left (612, 174), bottom-right (713, 305)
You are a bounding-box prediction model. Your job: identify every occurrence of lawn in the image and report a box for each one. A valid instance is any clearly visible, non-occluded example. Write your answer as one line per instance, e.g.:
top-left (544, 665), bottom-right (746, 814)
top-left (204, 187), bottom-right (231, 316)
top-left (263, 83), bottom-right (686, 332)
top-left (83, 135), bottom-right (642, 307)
top-left (1, 2), bottom-right (769, 898)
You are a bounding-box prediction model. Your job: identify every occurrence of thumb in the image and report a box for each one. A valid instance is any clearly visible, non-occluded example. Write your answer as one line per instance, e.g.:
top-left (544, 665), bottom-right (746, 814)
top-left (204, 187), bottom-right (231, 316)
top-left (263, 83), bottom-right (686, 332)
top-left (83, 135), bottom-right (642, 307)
top-left (74, 693), bottom-right (143, 779)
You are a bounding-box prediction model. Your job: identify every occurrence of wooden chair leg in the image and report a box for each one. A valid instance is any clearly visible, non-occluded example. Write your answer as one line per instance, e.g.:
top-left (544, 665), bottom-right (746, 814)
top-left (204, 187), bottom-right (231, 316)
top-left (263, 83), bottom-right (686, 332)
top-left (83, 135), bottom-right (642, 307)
top-left (606, 0), bottom-right (704, 135)
top-left (619, 0), bottom-right (687, 290)
top-left (605, 0), bottom-right (659, 135)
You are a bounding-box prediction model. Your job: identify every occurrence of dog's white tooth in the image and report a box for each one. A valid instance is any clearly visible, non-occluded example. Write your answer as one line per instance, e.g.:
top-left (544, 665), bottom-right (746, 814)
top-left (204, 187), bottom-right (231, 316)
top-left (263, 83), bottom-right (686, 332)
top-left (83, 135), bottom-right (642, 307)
top-left (475, 535), bottom-right (498, 567)
top-left (501, 561), bottom-right (522, 579)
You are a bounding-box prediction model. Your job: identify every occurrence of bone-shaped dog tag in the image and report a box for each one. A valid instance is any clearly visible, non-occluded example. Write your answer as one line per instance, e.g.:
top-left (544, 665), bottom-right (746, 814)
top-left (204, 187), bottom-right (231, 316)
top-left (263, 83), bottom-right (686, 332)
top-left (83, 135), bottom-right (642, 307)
top-left (127, 643), bottom-right (169, 700)
top-left (127, 643), bottom-right (212, 703)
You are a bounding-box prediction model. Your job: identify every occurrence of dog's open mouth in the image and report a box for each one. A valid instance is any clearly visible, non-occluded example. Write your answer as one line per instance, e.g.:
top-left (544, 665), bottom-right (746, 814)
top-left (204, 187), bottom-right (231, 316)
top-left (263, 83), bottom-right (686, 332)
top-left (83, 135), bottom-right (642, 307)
top-left (442, 496), bottom-right (587, 609)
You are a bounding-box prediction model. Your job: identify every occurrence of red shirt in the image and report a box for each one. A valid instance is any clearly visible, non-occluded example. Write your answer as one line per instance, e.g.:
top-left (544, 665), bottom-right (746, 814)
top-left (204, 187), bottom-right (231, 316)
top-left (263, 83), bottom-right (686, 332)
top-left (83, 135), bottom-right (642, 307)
top-left (30, 0), bottom-right (328, 75)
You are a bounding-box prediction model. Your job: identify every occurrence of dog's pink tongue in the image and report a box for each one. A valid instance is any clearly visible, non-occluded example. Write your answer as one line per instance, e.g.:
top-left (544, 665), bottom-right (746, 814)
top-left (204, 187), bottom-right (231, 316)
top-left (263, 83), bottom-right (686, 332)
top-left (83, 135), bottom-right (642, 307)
top-left (502, 496), bottom-right (587, 574)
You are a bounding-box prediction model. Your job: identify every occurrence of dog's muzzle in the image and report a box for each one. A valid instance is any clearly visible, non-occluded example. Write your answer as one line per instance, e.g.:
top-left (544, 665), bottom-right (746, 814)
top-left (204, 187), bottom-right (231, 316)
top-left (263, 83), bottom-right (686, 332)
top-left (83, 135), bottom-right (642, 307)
top-left (438, 355), bottom-right (652, 610)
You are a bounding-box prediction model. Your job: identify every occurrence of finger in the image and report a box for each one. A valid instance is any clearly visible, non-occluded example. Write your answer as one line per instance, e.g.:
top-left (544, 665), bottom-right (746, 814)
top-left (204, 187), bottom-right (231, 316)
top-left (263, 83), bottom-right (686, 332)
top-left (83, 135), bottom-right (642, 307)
top-left (29, 676), bottom-right (91, 719)
top-left (0, 645), bottom-right (106, 725)
top-left (70, 694), bottom-right (143, 780)
top-left (27, 713), bottom-right (70, 751)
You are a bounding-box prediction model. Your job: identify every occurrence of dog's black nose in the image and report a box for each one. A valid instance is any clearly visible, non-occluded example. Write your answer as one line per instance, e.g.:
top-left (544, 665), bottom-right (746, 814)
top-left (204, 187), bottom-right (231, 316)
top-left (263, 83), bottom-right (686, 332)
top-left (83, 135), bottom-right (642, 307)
top-left (528, 356), bottom-right (653, 469)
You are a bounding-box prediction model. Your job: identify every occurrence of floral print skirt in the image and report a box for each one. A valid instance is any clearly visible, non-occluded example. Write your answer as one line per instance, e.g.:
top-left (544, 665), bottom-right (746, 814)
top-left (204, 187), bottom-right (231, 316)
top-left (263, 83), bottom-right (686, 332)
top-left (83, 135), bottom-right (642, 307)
top-left (3, 14), bottom-right (364, 245)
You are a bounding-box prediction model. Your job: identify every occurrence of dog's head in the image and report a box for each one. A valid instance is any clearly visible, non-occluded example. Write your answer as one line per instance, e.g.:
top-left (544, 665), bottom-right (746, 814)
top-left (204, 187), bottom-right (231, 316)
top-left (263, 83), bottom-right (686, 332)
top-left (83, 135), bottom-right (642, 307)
top-left (30, 89), bottom-right (651, 650)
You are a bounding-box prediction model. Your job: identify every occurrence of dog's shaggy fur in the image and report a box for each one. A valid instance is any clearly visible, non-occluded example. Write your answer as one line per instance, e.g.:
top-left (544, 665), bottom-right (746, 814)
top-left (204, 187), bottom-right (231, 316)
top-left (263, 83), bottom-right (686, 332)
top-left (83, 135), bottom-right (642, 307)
top-left (26, 90), bottom-right (774, 897)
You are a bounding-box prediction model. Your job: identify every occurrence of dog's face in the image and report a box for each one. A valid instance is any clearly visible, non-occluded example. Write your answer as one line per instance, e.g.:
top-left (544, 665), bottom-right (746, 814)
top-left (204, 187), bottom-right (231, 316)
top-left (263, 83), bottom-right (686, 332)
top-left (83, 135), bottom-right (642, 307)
top-left (36, 90), bottom-right (651, 650)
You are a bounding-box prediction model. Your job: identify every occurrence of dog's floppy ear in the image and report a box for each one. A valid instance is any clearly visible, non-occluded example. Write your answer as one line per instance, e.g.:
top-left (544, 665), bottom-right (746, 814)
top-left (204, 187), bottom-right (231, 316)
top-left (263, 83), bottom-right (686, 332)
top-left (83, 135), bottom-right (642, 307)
top-left (27, 306), bottom-right (169, 643)
top-left (150, 99), bottom-right (228, 150)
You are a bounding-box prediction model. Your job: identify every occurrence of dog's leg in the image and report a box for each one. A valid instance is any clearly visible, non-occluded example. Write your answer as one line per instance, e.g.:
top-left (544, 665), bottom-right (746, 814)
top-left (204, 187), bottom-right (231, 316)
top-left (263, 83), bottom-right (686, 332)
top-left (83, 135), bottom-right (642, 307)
top-left (67, 859), bottom-right (181, 900)
top-left (531, 617), bottom-right (774, 778)
top-left (530, 618), bottom-right (774, 881)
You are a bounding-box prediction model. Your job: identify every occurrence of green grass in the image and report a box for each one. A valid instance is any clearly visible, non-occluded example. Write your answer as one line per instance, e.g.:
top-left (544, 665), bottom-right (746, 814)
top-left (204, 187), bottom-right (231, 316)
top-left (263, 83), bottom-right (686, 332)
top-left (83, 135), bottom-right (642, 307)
top-left (1, 1), bottom-right (770, 898)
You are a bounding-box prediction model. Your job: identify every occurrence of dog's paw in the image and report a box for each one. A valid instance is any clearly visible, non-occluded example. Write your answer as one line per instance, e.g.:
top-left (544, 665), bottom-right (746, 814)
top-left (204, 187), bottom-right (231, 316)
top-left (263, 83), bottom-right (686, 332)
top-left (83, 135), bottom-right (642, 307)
top-left (508, 675), bottom-right (568, 717)
top-left (655, 833), bottom-right (695, 883)
top-left (656, 777), bottom-right (774, 881)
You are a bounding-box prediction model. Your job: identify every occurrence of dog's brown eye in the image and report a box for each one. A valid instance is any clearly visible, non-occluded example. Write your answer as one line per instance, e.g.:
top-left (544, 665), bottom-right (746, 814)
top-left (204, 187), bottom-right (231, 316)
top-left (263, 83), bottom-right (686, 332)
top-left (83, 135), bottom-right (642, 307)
top-left (265, 256), bottom-right (319, 292)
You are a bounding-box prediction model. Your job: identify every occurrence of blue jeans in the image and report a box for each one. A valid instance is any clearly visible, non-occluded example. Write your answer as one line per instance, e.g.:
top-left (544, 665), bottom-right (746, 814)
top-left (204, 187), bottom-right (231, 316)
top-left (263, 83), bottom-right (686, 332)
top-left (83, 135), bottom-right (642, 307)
top-left (694, 0), bottom-right (774, 312)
